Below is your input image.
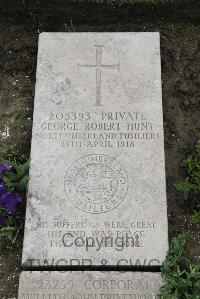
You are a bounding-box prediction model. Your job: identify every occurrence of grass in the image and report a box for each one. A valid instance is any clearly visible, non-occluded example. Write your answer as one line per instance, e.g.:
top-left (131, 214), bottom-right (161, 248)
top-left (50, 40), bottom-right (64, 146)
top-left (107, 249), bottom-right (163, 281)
top-left (160, 142), bottom-right (200, 298)
top-left (160, 233), bottom-right (200, 299)
top-left (175, 140), bottom-right (200, 223)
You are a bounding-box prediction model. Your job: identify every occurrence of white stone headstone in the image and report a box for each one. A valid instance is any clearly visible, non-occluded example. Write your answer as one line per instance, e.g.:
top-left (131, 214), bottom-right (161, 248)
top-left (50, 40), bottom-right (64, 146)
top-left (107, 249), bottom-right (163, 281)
top-left (22, 32), bottom-right (168, 267)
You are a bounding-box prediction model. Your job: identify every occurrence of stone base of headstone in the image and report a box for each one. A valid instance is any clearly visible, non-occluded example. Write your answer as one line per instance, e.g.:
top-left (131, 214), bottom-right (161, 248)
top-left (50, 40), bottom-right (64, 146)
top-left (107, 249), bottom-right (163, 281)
top-left (18, 271), bottom-right (163, 299)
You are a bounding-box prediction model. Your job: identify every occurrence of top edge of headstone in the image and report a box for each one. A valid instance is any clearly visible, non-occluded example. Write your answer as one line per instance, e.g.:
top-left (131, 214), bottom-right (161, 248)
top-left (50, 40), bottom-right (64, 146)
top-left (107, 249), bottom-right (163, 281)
top-left (38, 32), bottom-right (160, 36)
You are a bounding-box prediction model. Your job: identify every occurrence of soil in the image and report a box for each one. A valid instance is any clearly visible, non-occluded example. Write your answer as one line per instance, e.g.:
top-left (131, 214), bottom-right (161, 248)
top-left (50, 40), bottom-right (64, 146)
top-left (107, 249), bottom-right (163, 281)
top-left (0, 0), bottom-right (200, 298)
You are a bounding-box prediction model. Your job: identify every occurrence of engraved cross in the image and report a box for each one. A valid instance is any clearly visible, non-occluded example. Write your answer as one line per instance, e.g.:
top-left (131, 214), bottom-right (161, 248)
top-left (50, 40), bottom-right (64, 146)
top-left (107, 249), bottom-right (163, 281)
top-left (79, 45), bottom-right (120, 106)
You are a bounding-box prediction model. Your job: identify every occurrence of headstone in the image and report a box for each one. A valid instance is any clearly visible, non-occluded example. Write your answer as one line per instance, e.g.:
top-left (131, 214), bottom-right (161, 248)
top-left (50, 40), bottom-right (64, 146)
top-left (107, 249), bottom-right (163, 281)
top-left (18, 271), bottom-right (163, 298)
top-left (22, 32), bottom-right (168, 267)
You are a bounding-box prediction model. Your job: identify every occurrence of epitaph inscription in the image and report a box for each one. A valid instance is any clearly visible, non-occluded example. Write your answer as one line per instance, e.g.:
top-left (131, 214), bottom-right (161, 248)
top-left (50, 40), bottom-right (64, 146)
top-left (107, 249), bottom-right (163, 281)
top-left (22, 33), bottom-right (168, 267)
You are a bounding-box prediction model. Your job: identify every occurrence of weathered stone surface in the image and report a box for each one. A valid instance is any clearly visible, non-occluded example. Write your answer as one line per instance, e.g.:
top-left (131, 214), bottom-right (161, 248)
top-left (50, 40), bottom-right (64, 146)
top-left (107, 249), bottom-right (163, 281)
top-left (18, 271), bottom-right (163, 298)
top-left (22, 32), bottom-right (168, 267)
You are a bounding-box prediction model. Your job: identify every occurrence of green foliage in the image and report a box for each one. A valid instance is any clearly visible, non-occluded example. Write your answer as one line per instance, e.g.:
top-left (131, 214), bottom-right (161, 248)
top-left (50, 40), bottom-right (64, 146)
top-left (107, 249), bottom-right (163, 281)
top-left (175, 141), bottom-right (200, 222)
top-left (0, 202), bottom-right (22, 247)
top-left (2, 159), bottom-right (30, 194)
top-left (160, 233), bottom-right (200, 299)
top-left (0, 159), bottom-right (30, 248)
top-left (192, 211), bottom-right (200, 223)
top-left (0, 237), bottom-right (18, 255)
top-left (0, 226), bottom-right (18, 241)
